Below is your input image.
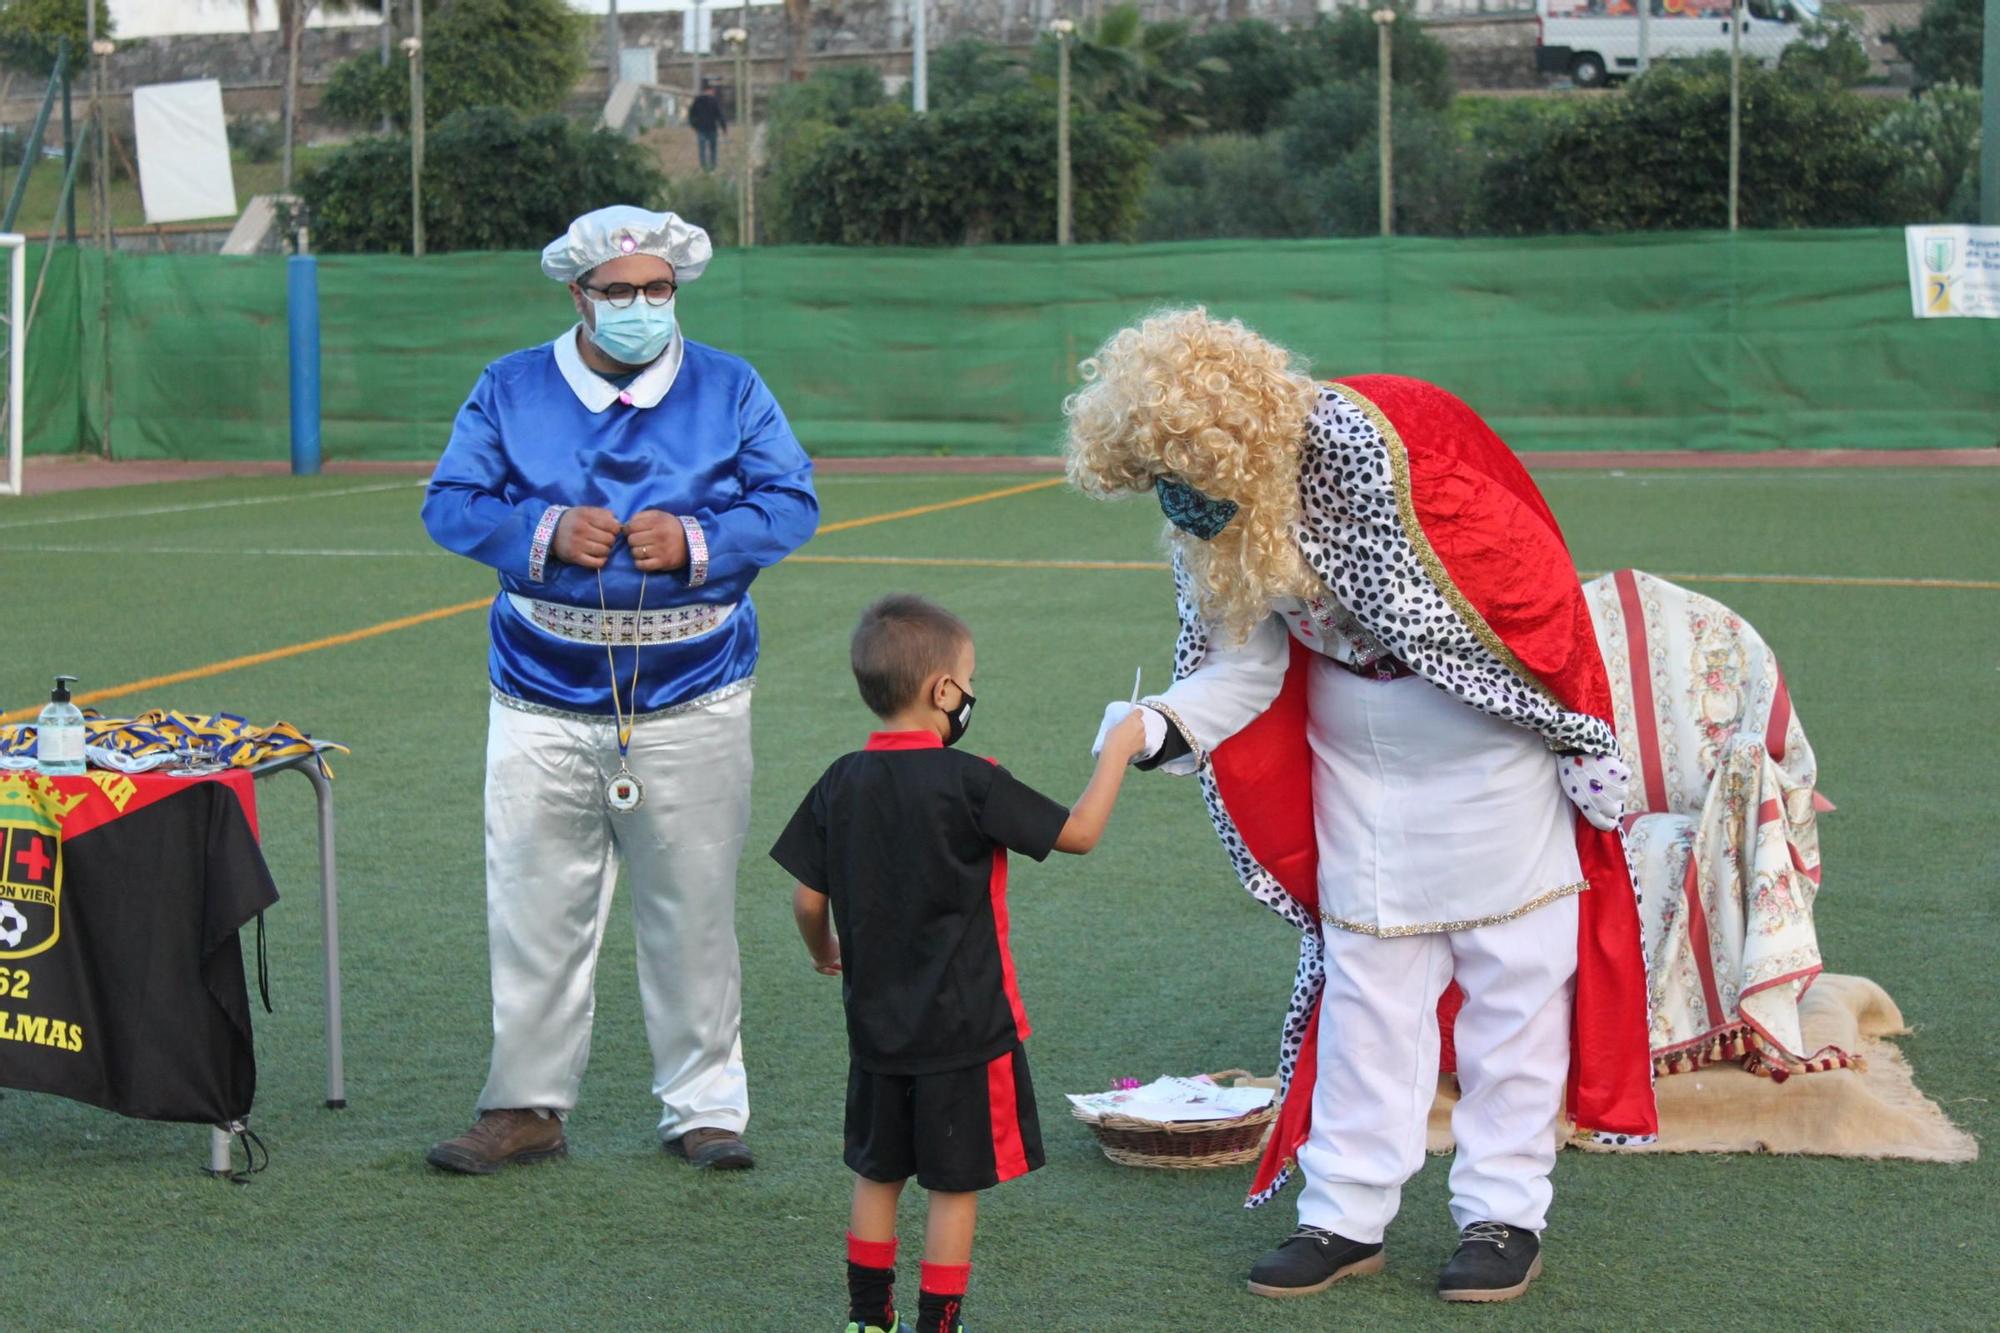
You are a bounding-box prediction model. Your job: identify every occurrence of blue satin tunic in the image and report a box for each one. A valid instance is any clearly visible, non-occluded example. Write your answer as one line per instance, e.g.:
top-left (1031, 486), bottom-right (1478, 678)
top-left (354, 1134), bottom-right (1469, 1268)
top-left (423, 330), bottom-right (819, 715)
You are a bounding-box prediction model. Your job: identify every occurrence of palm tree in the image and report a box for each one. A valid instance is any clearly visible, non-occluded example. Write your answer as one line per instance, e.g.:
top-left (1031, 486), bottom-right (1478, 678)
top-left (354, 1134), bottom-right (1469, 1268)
top-left (1038, 4), bottom-right (1222, 135)
top-left (246, 0), bottom-right (365, 189)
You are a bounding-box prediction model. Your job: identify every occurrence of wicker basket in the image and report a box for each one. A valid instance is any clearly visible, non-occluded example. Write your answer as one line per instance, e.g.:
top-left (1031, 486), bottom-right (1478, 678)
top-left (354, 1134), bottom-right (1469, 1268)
top-left (1072, 1070), bottom-right (1277, 1170)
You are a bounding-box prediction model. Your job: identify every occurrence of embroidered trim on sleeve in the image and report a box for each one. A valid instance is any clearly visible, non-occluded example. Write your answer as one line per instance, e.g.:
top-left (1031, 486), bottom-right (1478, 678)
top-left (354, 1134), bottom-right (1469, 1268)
top-left (529, 504), bottom-right (569, 584)
top-left (679, 515), bottom-right (710, 587)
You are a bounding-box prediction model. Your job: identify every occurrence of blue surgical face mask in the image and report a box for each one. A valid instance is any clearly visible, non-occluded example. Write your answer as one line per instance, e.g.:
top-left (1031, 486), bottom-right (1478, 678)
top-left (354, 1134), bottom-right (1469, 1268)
top-left (587, 295), bottom-right (677, 366)
top-left (1155, 476), bottom-right (1239, 541)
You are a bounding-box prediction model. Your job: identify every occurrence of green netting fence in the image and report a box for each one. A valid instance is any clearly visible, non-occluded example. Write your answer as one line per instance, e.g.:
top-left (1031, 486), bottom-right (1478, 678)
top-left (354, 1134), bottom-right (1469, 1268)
top-left (21, 230), bottom-right (2000, 462)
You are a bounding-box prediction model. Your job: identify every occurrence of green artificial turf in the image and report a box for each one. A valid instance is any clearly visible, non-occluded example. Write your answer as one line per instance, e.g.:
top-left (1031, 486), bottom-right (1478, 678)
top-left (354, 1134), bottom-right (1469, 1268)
top-left (0, 467), bottom-right (1993, 1329)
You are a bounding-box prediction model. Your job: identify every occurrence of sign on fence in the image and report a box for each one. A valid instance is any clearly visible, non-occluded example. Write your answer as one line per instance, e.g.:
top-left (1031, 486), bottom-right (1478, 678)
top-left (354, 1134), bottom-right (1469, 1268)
top-left (1906, 225), bottom-right (2000, 320)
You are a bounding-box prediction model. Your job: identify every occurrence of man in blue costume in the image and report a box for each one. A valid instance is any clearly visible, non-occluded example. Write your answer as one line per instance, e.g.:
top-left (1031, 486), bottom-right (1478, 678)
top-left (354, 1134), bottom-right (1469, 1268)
top-left (421, 206), bottom-right (818, 1174)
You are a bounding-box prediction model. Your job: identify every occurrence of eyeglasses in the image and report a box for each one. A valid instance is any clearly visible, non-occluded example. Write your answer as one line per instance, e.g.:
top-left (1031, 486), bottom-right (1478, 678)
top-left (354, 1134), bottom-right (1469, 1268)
top-left (580, 279), bottom-right (677, 308)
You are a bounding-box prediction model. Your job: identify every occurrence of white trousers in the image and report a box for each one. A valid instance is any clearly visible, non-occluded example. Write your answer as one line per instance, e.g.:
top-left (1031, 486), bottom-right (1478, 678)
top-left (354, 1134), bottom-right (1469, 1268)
top-left (477, 690), bottom-right (753, 1138)
top-left (1295, 893), bottom-right (1578, 1242)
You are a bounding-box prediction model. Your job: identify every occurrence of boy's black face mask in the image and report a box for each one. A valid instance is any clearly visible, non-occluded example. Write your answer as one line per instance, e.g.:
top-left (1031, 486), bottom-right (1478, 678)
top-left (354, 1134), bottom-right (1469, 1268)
top-left (941, 681), bottom-right (976, 747)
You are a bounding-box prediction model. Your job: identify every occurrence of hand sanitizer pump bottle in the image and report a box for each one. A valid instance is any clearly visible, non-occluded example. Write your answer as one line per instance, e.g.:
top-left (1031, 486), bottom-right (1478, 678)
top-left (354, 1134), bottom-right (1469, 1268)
top-left (36, 675), bottom-right (85, 776)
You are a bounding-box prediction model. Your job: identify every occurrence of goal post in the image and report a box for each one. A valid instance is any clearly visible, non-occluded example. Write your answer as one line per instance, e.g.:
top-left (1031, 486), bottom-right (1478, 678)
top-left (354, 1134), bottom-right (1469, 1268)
top-left (0, 234), bottom-right (23, 497)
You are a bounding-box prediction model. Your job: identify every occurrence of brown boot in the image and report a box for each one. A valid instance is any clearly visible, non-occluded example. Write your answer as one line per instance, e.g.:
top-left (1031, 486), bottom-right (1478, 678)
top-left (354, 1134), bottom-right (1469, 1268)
top-left (664, 1126), bottom-right (754, 1170)
top-left (425, 1109), bottom-right (568, 1175)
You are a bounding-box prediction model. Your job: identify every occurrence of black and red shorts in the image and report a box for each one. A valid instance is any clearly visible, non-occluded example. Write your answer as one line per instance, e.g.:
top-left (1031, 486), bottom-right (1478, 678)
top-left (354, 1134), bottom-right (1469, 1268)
top-left (844, 1044), bottom-right (1044, 1193)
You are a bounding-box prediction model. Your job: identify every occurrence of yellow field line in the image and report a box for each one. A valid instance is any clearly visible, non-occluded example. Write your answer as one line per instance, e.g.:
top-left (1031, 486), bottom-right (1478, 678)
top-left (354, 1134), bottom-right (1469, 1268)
top-left (0, 479), bottom-right (1070, 722)
top-left (813, 477), bottom-right (1064, 535)
top-left (792, 553), bottom-right (1165, 573)
top-left (0, 599), bottom-right (495, 725)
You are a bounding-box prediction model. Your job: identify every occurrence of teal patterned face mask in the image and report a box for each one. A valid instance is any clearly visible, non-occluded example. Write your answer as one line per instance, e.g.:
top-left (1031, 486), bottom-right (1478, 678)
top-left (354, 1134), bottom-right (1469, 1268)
top-left (1155, 476), bottom-right (1239, 541)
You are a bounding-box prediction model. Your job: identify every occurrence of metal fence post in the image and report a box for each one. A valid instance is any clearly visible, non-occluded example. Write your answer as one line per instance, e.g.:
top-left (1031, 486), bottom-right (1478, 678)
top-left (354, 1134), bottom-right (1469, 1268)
top-left (407, 1), bottom-right (425, 257)
top-left (288, 252), bottom-right (321, 477)
top-left (1727, 0), bottom-right (1742, 233)
top-left (1054, 20), bottom-right (1074, 246)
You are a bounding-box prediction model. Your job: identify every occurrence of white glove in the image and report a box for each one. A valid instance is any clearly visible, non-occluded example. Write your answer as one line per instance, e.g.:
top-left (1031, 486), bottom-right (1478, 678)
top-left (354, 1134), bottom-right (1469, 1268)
top-left (1092, 701), bottom-right (1165, 763)
top-left (1559, 752), bottom-right (1631, 832)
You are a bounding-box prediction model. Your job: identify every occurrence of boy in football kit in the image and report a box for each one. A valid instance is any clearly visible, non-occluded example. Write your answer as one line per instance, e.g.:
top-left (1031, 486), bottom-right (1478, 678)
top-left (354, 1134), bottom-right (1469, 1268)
top-left (771, 594), bottom-right (1149, 1333)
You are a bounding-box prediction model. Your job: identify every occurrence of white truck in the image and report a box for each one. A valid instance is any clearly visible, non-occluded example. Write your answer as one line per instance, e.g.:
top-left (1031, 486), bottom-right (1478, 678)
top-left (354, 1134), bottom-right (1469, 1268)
top-left (1535, 0), bottom-right (1822, 88)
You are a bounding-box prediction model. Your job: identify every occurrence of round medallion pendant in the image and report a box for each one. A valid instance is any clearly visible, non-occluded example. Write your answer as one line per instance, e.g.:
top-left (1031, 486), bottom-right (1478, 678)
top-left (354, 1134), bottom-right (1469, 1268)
top-left (607, 769), bottom-right (645, 812)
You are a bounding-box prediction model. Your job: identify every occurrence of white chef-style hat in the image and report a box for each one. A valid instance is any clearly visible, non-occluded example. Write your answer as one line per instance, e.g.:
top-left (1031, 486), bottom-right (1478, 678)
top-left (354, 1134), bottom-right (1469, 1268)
top-left (540, 206), bottom-right (713, 286)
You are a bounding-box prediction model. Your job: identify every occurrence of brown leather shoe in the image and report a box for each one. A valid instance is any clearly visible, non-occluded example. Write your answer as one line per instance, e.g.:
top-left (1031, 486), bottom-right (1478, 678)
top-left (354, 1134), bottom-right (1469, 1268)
top-left (425, 1108), bottom-right (568, 1175)
top-left (665, 1126), bottom-right (754, 1170)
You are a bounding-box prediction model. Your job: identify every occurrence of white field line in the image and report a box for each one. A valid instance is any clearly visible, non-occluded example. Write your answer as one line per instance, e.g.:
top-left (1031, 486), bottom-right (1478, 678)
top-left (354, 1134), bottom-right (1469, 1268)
top-left (0, 542), bottom-right (1991, 592)
top-left (0, 480), bottom-right (424, 531)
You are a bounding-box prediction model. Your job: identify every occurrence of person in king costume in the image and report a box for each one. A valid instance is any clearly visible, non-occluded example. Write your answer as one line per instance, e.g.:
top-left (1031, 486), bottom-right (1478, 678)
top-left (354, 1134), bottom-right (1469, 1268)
top-left (420, 206), bottom-right (818, 1174)
top-left (1067, 310), bottom-right (1658, 1303)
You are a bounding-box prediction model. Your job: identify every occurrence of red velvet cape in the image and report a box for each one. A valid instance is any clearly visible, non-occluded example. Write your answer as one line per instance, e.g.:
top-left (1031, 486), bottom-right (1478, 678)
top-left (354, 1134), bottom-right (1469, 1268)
top-left (1222, 375), bottom-right (1658, 1200)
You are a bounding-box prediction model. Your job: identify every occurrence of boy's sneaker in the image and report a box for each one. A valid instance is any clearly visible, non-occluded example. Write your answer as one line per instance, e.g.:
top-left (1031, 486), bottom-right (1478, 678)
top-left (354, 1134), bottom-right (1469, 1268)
top-left (843, 1320), bottom-right (907, 1333)
top-left (1437, 1221), bottom-right (1542, 1302)
top-left (1246, 1225), bottom-right (1386, 1298)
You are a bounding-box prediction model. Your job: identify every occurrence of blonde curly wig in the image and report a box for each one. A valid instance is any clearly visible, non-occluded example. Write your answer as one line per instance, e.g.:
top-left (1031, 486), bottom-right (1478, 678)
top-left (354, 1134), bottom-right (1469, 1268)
top-left (1063, 307), bottom-right (1321, 641)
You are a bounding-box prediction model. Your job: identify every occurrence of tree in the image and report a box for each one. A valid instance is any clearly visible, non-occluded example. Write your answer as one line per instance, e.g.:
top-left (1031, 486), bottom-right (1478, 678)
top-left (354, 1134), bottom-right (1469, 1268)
top-left (1886, 0), bottom-right (1984, 90)
top-left (1278, 82), bottom-right (1471, 235)
top-left (0, 0), bottom-right (112, 76)
top-left (1029, 4), bottom-right (1222, 136)
top-left (1875, 83), bottom-right (1984, 221)
top-left (783, 0), bottom-right (810, 83)
top-left (298, 105), bottom-right (664, 251)
top-left (1299, 8), bottom-right (1455, 112)
top-left (1473, 60), bottom-right (1917, 234)
top-left (319, 0), bottom-right (587, 131)
top-left (1184, 19), bottom-right (1309, 136)
top-left (926, 37), bottom-right (1025, 111)
top-left (771, 87), bottom-right (1151, 245)
top-left (1137, 133), bottom-right (1314, 240)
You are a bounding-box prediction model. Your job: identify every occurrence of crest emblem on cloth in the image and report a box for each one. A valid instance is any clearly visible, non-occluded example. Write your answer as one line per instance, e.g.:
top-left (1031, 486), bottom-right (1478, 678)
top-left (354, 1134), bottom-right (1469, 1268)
top-left (0, 777), bottom-right (71, 959)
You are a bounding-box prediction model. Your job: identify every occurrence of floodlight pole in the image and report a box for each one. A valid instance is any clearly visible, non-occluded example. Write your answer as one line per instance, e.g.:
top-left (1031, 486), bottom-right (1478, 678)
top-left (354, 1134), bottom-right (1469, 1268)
top-left (1375, 9), bottom-right (1394, 238)
top-left (406, 2), bottom-right (425, 257)
top-left (1053, 20), bottom-right (1073, 246)
top-left (912, 0), bottom-right (928, 112)
top-left (60, 37), bottom-right (74, 244)
top-left (1982, 0), bottom-right (1998, 224)
top-left (1638, 0), bottom-right (1651, 74)
top-left (1727, 0), bottom-right (1741, 232)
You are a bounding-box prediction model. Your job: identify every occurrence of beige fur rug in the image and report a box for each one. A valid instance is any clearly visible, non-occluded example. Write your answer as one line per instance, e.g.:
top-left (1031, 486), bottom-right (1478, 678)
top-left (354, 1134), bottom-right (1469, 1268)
top-left (1424, 975), bottom-right (1978, 1162)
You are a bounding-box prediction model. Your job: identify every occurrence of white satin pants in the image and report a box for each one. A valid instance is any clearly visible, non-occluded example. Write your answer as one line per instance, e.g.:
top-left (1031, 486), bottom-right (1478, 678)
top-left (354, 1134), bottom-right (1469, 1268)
top-left (1295, 893), bottom-right (1577, 1242)
top-left (476, 690), bottom-right (753, 1139)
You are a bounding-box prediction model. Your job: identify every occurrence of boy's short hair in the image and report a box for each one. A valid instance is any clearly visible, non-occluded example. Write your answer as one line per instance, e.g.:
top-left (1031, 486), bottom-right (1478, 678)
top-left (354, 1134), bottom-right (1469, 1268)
top-left (851, 594), bottom-right (971, 719)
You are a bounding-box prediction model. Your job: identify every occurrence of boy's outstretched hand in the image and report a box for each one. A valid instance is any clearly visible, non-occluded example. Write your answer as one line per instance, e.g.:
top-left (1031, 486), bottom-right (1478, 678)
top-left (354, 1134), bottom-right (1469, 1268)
top-left (1055, 710), bottom-right (1149, 854)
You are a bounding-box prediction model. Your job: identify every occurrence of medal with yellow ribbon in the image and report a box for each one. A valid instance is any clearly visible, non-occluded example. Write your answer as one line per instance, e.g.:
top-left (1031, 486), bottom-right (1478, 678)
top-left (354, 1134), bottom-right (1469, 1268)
top-left (597, 569), bottom-right (649, 813)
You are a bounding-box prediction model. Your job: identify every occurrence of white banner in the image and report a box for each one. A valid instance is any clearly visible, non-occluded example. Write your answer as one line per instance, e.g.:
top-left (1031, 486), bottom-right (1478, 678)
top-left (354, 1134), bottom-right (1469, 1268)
top-left (1906, 225), bottom-right (2000, 320)
top-left (132, 79), bottom-right (237, 224)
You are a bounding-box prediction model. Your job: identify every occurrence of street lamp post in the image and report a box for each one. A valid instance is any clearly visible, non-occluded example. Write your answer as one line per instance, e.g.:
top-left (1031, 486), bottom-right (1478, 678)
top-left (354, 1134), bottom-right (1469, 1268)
top-left (1373, 8), bottom-right (1394, 239)
top-left (1051, 19), bottom-right (1073, 246)
top-left (405, 5), bottom-right (425, 257)
top-left (725, 26), bottom-right (752, 246)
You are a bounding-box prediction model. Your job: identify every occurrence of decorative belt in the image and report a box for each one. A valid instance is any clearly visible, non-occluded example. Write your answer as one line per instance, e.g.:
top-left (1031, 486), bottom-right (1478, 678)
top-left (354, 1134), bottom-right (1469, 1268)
top-left (507, 594), bottom-right (735, 646)
top-left (1331, 653), bottom-right (1414, 682)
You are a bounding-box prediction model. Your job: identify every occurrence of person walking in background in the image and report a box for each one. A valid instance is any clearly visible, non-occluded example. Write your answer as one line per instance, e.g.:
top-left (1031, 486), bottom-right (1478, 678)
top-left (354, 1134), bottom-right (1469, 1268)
top-left (690, 80), bottom-right (728, 173)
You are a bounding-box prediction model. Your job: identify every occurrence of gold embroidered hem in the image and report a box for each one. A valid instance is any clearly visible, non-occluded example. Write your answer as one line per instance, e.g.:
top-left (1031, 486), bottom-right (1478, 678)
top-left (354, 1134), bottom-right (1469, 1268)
top-left (1319, 880), bottom-right (1587, 939)
top-left (1140, 698), bottom-right (1208, 771)
top-left (1326, 381), bottom-right (1561, 708)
